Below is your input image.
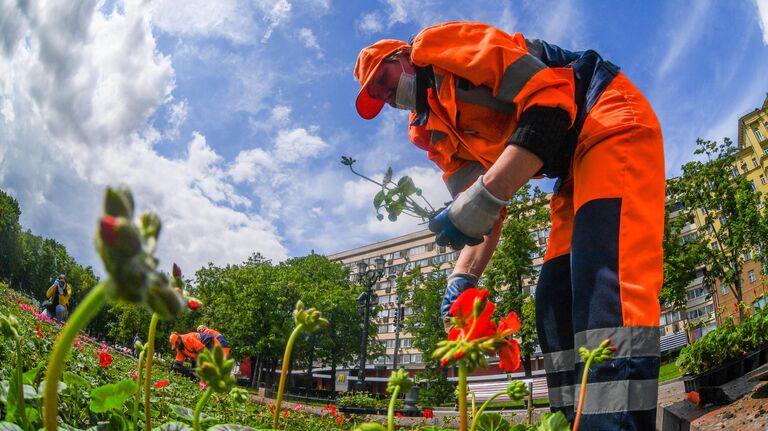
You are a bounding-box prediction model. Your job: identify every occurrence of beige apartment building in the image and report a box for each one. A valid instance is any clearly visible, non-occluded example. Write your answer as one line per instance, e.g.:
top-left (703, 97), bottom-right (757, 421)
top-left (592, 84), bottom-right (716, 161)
top-left (327, 227), bottom-right (548, 388)
top-left (659, 94), bottom-right (768, 345)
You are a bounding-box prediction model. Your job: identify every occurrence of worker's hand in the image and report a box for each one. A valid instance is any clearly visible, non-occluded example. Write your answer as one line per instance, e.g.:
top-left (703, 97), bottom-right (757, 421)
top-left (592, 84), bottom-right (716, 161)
top-left (441, 272), bottom-right (478, 321)
top-left (428, 175), bottom-right (507, 250)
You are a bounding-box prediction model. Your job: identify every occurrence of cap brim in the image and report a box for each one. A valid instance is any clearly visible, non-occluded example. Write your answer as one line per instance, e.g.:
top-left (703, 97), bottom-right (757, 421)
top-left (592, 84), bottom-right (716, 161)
top-left (356, 86), bottom-right (386, 120)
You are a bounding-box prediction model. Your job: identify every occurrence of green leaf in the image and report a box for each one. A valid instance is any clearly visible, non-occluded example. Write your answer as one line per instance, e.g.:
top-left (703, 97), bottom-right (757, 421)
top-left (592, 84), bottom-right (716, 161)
top-left (509, 425), bottom-right (527, 431)
top-left (89, 380), bottom-right (136, 413)
top-left (537, 411), bottom-right (571, 431)
top-left (382, 167), bottom-right (393, 185)
top-left (0, 422), bottom-right (24, 431)
top-left (420, 427), bottom-right (455, 431)
top-left (475, 413), bottom-right (510, 431)
top-left (63, 372), bottom-right (90, 388)
top-left (22, 365), bottom-right (42, 386)
top-left (152, 422), bottom-right (193, 431)
top-left (398, 176), bottom-right (417, 196)
top-left (373, 190), bottom-right (386, 209)
top-left (207, 426), bottom-right (259, 431)
top-left (0, 380), bottom-right (39, 402)
top-left (169, 404), bottom-right (215, 423)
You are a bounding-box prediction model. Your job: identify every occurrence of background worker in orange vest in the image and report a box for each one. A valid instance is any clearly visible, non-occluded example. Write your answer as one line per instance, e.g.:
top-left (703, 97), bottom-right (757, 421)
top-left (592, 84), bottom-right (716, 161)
top-left (197, 324), bottom-right (230, 357)
top-left (169, 332), bottom-right (206, 379)
top-left (354, 21), bottom-right (664, 430)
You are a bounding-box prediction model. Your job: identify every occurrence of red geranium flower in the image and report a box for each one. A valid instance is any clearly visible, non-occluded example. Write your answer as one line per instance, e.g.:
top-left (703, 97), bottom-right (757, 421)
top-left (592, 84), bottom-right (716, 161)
top-left (188, 298), bottom-right (201, 310)
top-left (329, 405), bottom-right (336, 416)
top-left (448, 288), bottom-right (496, 342)
top-left (498, 339), bottom-right (521, 372)
top-left (36, 324), bottom-right (44, 339)
top-left (283, 409), bottom-right (289, 419)
top-left (154, 380), bottom-right (170, 389)
top-left (335, 414), bottom-right (343, 425)
top-left (422, 408), bottom-right (434, 419)
top-left (99, 351), bottom-right (112, 368)
top-left (100, 216), bottom-right (120, 245)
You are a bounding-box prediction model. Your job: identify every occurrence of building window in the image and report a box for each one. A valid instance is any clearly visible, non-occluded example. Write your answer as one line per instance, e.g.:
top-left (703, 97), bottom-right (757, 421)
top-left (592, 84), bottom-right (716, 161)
top-left (756, 128), bottom-right (765, 142)
top-left (741, 162), bottom-right (749, 173)
top-left (721, 283), bottom-right (728, 295)
top-left (748, 270), bottom-right (756, 283)
top-left (751, 181), bottom-right (758, 192)
top-left (761, 175), bottom-right (767, 186)
top-left (731, 167), bottom-right (739, 177)
top-left (711, 242), bottom-right (719, 251)
top-left (745, 250), bottom-right (752, 261)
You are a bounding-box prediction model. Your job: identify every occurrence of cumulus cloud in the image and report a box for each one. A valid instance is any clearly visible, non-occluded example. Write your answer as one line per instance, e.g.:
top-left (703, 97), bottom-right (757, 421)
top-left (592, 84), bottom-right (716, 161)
top-left (164, 99), bottom-right (188, 140)
top-left (0, 0), bottom-right (288, 275)
top-left (298, 27), bottom-right (320, 50)
top-left (260, 0), bottom-right (292, 42)
top-left (358, 12), bottom-right (385, 34)
top-left (273, 127), bottom-right (330, 163)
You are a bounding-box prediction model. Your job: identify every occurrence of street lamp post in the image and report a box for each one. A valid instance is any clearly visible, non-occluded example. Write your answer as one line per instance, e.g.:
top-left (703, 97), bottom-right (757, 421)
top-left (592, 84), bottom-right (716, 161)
top-left (391, 275), bottom-right (404, 370)
top-left (356, 257), bottom-right (386, 391)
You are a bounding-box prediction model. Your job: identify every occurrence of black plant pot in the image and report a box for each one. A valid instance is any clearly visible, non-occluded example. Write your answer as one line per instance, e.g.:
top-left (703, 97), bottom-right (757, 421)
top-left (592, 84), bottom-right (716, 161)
top-left (743, 350), bottom-right (761, 373)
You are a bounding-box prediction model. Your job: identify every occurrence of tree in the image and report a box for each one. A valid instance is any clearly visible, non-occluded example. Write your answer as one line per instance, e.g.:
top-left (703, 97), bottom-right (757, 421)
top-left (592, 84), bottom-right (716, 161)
top-left (0, 190), bottom-right (22, 283)
top-left (484, 184), bottom-right (549, 376)
top-left (399, 266), bottom-right (455, 405)
top-left (660, 208), bottom-right (708, 343)
top-left (667, 138), bottom-right (765, 322)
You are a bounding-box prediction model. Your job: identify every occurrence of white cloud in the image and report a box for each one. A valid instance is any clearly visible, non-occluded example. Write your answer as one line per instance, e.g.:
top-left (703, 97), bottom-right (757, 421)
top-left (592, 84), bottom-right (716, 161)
top-left (271, 105), bottom-right (292, 123)
top-left (260, 0), bottom-right (292, 42)
top-left (756, 0), bottom-right (768, 45)
top-left (298, 27), bottom-right (320, 50)
top-left (165, 99), bottom-right (188, 140)
top-left (228, 148), bottom-right (274, 183)
top-left (0, 0), bottom-right (288, 275)
top-left (273, 127), bottom-right (330, 163)
top-left (150, 0), bottom-right (256, 43)
top-left (358, 12), bottom-right (384, 34)
top-left (657, 1), bottom-right (712, 78)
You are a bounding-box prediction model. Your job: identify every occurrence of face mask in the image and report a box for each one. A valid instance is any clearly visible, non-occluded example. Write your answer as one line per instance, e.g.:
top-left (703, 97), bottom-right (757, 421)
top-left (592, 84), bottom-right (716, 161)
top-left (393, 61), bottom-right (417, 111)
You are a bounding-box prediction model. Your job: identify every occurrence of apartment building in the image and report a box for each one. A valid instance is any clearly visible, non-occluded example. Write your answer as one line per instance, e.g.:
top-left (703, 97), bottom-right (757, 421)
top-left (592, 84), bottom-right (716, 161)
top-left (660, 94), bottom-right (768, 346)
top-left (327, 227), bottom-right (548, 388)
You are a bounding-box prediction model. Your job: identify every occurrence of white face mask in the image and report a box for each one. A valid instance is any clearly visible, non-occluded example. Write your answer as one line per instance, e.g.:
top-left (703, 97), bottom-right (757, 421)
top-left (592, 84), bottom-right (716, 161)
top-left (393, 61), bottom-right (417, 111)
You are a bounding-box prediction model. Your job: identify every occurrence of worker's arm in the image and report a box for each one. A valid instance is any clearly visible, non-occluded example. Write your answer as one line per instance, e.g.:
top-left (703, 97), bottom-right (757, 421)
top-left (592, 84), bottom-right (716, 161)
top-left (46, 285), bottom-right (55, 299)
top-left (440, 218), bottom-right (502, 318)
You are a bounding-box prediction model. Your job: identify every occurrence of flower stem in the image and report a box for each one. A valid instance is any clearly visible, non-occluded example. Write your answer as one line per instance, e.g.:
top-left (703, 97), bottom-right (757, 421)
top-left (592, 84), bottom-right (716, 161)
top-left (15, 337), bottom-right (31, 431)
top-left (469, 392), bottom-right (503, 431)
top-left (43, 282), bottom-right (107, 431)
top-left (274, 324), bottom-right (304, 429)
top-left (144, 313), bottom-right (160, 431)
top-left (573, 356), bottom-right (594, 431)
top-left (458, 361), bottom-right (468, 431)
top-left (193, 388), bottom-right (212, 431)
top-left (132, 349), bottom-right (146, 429)
top-left (387, 386), bottom-right (401, 431)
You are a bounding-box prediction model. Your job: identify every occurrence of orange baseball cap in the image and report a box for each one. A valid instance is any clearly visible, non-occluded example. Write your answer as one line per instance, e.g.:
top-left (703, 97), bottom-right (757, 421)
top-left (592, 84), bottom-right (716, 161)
top-left (354, 39), bottom-right (409, 120)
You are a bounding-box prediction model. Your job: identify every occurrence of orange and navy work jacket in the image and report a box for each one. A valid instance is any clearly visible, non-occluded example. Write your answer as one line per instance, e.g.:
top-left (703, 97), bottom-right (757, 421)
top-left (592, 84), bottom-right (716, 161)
top-left (175, 333), bottom-right (207, 362)
top-left (200, 327), bottom-right (229, 348)
top-left (407, 22), bottom-right (618, 196)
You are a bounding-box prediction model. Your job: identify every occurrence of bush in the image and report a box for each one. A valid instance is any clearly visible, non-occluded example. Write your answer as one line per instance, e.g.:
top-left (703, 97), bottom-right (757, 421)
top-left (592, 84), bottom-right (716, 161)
top-left (335, 391), bottom-right (403, 410)
top-left (416, 370), bottom-right (455, 407)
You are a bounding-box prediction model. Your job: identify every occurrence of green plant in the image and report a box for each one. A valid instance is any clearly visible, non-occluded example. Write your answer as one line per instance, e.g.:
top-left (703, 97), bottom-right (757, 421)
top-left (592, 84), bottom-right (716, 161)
top-left (573, 339), bottom-right (616, 431)
top-left (341, 156), bottom-right (436, 222)
top-left (193, 345), bottom-right (235, 431)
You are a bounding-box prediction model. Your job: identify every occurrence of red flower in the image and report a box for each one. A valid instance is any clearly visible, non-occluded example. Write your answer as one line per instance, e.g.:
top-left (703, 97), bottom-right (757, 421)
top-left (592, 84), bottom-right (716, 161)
top-left (268, 404), bottom-right (275, 415)
top-left (335, 414), bottom-right (343, 425)
top-left (498, 311), bottom-right (520, 335)
top-left (687, 390), bottom-right (702, 407)
top-left (188, 298), bottom-right (201, 310)
top-left (395, 412), bottom-right (403, 419)
top-left (100, 216), bottom-right (120, 245)
top-left (422, 408), bottom-right (434, 419)
top-left (329, 405), bottom-right (336, 416)
top-left (498, 339), bottom-right (521, 372)
top-left (154, 380), bottom-right (170, 389)
top-left (448, 289), bottom-right (496, 341)
top-left (283, 409), bottom-right (289, 419)
top-left (36, 324), bottom-right (44, 339)
top-left (99, 351), bottom-right (113, 368)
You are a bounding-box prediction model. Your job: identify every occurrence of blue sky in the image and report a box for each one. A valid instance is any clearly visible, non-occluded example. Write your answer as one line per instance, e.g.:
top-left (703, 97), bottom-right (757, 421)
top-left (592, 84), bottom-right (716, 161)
top-left (1, 0), bottom-right (768, 277)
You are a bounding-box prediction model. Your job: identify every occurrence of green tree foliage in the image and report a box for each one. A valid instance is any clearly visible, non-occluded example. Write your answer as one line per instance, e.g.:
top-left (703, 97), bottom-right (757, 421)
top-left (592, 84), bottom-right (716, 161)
top-left (0, 190), bottom-right (22, 283)
top-left (667, 138), bottom-right (766, 321)
top-left (660, 209), bottom-right (708, 341)
top-left (399, 267), bottom-right (455, 405)
top-left (484, 184), bottom-right (549, 369)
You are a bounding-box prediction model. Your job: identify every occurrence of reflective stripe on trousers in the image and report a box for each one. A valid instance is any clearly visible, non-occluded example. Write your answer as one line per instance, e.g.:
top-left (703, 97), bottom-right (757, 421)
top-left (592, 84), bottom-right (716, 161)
top-left (535, 72), bottom-right (664, 430)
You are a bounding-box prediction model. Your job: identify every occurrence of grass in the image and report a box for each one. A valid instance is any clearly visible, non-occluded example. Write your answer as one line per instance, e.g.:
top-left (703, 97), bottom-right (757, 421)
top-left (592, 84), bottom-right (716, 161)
top-left (659, 361), bottom-right (682, 383)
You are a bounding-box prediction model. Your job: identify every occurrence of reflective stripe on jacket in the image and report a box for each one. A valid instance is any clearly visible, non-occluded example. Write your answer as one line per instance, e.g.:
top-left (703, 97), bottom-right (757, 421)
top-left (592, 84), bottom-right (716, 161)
top-left (407, 22), bottom-right (617, 196)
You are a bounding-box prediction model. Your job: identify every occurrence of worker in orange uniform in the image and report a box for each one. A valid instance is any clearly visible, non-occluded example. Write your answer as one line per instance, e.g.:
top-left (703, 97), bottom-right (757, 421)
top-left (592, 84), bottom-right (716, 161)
top-left (354, 22), bottom-right (664, 430)
top-left (169, 332), bottom-right (207, 379)
top-left (197, 324), bottom-right (230, 357)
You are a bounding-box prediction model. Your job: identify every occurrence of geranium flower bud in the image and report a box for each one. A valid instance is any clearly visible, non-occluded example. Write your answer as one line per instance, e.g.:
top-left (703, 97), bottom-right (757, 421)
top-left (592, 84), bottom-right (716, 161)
top-left (172, 263), bottom-right (182, 279)
top-left (140, 212), bottom-right (161, 240)
top-left (146, 279), bottom-right (185, 320)
top-left (104, 187), bottom-right (134, 218)
top-left (386, 368), bottom-right (413, 394)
